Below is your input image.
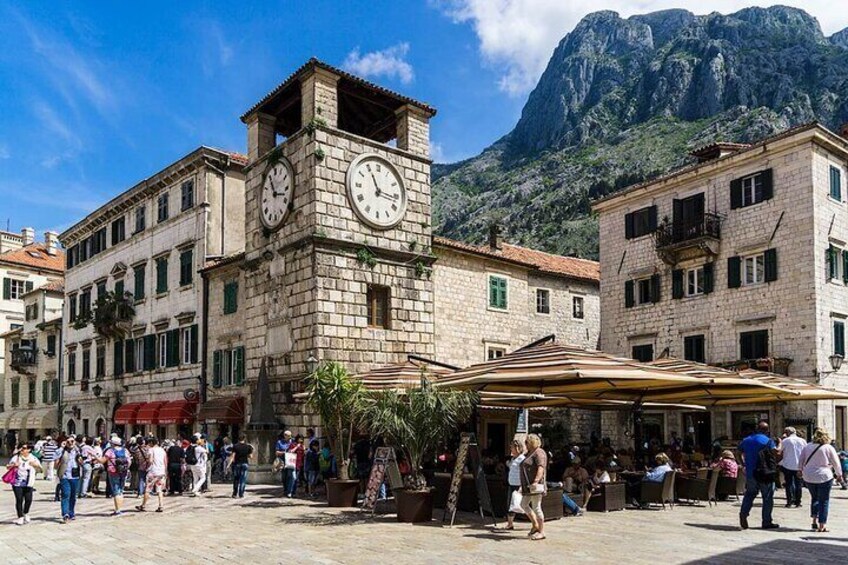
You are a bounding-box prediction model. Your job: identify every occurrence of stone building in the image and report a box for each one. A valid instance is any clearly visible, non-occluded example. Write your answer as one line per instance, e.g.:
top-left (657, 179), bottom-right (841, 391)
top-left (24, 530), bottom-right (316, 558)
top-left (0, 280), bottom-right (64, 442)
top-left (0, 231), bottom-right (64, 417)
top-left (592, 123), bottom-right (848, 451)
top-left (59, 147), bottom-right (245, 438)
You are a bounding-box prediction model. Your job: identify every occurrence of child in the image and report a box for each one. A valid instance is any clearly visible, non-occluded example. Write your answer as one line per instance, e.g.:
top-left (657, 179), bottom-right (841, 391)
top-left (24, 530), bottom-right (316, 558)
top-left (304, 440), bottom-right (320, 498)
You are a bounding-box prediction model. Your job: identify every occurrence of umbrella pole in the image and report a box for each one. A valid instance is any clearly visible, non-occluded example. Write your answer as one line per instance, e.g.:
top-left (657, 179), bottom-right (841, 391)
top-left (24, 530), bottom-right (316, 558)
top-left (632, 401), bottom-right (644, 464)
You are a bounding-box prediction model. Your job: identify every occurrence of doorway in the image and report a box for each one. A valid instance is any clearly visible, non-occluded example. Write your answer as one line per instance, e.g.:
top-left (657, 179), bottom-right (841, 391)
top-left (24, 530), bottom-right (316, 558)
top-left (673, 193), bottom-right (705, 241)
top-left (682, 412), bottom-right (711, 455)
top-left (485, 422), bottom-right (508, 459)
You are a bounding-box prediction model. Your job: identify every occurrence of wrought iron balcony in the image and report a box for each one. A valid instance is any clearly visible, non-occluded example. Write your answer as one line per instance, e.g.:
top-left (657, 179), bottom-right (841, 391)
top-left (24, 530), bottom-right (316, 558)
top-left (10, 348), bottom-right (37, 369)
top-left (653, 212), bottom-right (722, 264)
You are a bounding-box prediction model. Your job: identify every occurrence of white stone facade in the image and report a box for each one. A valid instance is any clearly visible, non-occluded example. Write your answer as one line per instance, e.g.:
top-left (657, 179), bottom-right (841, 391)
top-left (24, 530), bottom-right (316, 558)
top-left (593, 124), bottom-right (848, 450)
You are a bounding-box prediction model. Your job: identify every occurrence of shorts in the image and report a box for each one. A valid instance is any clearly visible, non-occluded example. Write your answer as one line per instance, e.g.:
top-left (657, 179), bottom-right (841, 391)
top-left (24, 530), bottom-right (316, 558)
top-left (108, 474), bottom-right (125, 496)
top-left (307, 470), bottom-right (319, 486)
top-left (145, 474), bottom-right (166, 494)
top-left (520, 493), bottom-right (545, 521)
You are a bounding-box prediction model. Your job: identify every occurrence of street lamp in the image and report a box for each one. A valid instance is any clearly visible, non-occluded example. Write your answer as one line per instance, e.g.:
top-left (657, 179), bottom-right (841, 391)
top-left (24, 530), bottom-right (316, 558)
top-left (829, 353), bottom-right (844, 372)
top-left (306, 352), bottom-right (318, 375)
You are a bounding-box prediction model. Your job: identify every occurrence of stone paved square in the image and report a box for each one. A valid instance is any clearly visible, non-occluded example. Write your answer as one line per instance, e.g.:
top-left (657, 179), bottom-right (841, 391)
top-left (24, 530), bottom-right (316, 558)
top-left (1, 479), bottom-right (846, 564)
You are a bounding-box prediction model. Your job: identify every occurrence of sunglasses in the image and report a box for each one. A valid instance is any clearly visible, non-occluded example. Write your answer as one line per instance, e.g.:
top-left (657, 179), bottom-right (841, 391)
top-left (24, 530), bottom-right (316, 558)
top-left (20, 446), bottom-right (31, 451)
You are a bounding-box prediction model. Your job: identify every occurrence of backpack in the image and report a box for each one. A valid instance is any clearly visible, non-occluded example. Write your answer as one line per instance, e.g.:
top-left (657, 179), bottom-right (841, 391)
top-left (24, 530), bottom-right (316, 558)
top-left (112, 447), bottom-right (130, 476)
top-left (184, 445), bottom-right (198, 465)
top-left (754, 445), bottom-right (777, 483)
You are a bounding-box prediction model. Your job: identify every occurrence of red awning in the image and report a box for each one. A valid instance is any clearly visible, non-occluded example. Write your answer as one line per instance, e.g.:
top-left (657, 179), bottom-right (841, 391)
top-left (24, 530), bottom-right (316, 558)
top-left (157, 400), bottom-right (197, 425)
top-left (113, 402), bottom-right (146, 425)
top-left (197, 397), bottom-right (245, 424)
top-left (135, 401), bottom-right (169, 425)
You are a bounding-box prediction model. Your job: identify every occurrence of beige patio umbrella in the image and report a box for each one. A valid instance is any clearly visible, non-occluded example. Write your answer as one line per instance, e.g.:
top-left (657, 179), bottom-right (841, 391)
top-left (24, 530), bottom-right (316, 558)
top-left (353, 355), bottom-right (457, 392)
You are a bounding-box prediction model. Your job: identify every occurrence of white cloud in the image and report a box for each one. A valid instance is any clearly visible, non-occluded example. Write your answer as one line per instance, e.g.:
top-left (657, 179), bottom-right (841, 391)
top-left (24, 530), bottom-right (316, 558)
top-left (436, 1), bottom-right (848, 96)
top-left (343, 43), bottom-right (415, 84)
top-left (430, 141), bottom-right (446, 162)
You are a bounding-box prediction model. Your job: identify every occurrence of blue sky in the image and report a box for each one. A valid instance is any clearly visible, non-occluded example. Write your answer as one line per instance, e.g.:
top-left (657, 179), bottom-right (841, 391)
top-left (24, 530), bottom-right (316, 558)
top-left (1, 1), bottom-right (846, 237)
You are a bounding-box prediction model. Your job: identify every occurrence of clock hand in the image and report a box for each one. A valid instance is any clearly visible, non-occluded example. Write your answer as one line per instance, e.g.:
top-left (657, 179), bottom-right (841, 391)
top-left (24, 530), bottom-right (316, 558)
top-left (371, 173), bottom-right (381, 195)
top-left (375, 192), bottom-right (397, 201)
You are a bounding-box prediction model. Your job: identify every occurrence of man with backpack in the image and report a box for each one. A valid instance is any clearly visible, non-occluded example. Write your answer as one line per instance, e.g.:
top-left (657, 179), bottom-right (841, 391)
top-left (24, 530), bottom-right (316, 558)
top-left (95, 436), bottom-right (130, 516)
top-left (738, 421), bottom-right (780, 530)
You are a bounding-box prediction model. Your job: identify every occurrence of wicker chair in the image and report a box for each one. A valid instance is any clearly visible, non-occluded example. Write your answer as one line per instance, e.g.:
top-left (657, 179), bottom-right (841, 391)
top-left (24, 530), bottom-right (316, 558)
top-left (638, 471), bottom-right (676, 509)
top-left (716, 473), bottom-right (746, 501)
top-left (676, 469), bottom-right (718, 506)
top-left (586, 482), bottom-right (627, 512)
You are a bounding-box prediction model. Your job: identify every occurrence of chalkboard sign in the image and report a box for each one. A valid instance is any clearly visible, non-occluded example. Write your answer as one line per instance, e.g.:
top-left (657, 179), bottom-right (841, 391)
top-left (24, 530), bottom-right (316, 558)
top-left (442, 433), bottom-right (497, 528)
top-left (362, 447), bottom-right (401, 513)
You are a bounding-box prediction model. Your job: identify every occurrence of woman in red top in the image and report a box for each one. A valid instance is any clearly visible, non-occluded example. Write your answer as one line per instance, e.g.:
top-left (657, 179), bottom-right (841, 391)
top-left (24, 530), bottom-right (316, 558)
top-left (286, 435), bottom-right (305, 498)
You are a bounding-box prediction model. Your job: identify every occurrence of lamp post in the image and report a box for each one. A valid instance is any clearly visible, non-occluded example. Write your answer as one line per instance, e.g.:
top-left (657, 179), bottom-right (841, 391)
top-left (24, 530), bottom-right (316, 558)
top-left (92, 384), bottom-right (102, 398)
top-left (829, 353), bottom-right (843, 372)
top-left (306, 352), bottom-right (318, 376)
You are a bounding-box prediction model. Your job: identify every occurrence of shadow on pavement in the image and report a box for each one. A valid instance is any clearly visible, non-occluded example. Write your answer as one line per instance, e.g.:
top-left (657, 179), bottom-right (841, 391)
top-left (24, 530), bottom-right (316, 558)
top-left (683, 538), bottom-right (848, 564)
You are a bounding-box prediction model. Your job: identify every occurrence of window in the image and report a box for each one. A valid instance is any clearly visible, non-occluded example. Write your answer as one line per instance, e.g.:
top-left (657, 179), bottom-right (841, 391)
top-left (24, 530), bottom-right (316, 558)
top-left (179, 248), bottom-right (193, 286)
top-left (830, 165), bottom-right (842, 201)
top-left (624, 206), bottom-right (657, 239)
top-left (223, 281), bottom-right (238, 314)
top-left (536, 289), bottom-right (550, 314)
top-left (69, 294), bottom-right (77, 322)
top-left (111, 216), bottom-right (126, 246)
top-left (115, 279), bottom-right (124, 297)
top-left (79, 288), bottom-right (92, 317)
top-left (573, 296), bottom-right (584, 319)
top-left (159, 333), bottom-right (168, 368)
top-left (157, 192), bottom-right (169, 223)
top-left (25, 303), bottom-right (38, 321)
top-left (366, 285), bottom-right (390, 328)
top-left (66, 245), bottom-right (79, 269)
top-left (51, 379), bottom-right (58, 404)
top-left (212, 346), bottom-right (245, 388)
top-left (11, 380), bottom-right (20, 407)
top-left (742, 254), bottom-right (764, 285)
top-left (740, 330), bottom-right (769, 360)
top-left (825, 245), bottom-right (848, 283)
top-left (488, 275), bottom-right (508, 310)
top-left (729, 250), bottom-right (777, 288)
top-left (684, 335), bottom-right (706, 363)
top-left (95, 345), bottom-right (105, 379)
top-left (134, 263), bottom-right (146, 300)
top-left (486, 345), bottom-right (507, 360)
top-left (3, 278), bottom-right (28, 300)
top-left (42, 379), bottom-right (50, 404)
top-left (82, 349), bottom-right (91, 381)
top-left (686, 266), bottom-right (704, 296)
top-left (631, 344), bottom-right (654, 362)
top-left (638, 278), bottom-right (652, 304)
top-left (730, 169), bottom-right (772, 209)
top-left (625, 275), bottom-right (660, 307)
top-left (835, 320), bottom-right (845, 357)
top-left (46, 334), bottom-right (56, 356)
top-left (134, 205), bottom-right (146, 233)
top-left (67, 352), bottom-right (76, 383)
top-left (135, 339), bottom-right (145, 372)
top-left (181, 325), bottom-right (198, 364)
top-left (181, 179), bottom-right (195, 211)
top-left (156, 256), bottom-right (169, 294)
top-left (27, 379), bottom-right (36, 405)
top-left (96, 280), bottom-right (107, 299)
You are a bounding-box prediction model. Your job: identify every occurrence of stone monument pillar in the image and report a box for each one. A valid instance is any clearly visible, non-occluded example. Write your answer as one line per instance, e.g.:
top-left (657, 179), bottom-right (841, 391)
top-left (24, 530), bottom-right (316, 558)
top-left (247, 358), bottom-right (280, 484)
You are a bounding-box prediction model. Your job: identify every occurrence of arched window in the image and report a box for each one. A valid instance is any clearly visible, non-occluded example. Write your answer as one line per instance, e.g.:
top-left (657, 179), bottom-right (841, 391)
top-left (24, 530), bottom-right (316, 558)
top-left (67, 419), bottom-right (76, 436)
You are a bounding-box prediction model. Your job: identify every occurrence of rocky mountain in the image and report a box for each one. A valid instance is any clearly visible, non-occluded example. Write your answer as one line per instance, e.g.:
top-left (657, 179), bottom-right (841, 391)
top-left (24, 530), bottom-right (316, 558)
top-left (432, 6), bottom-right (848, 260)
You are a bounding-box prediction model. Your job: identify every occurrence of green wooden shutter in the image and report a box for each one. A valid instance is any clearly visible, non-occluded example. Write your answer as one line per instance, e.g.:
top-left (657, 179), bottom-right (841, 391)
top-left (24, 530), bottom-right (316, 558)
top-left (842, 251), bottom-right (848, 284)
top-left (212, 350), bottom-right (222, 388)
top-left (114, 340), bottom-right (124, 376)
top-left (25, 281), bottom-right (33, 293)
top-left (499, 278), bottom-right (507, 309)
top-left (134, 266), bottom-right (145, 299)
top-left (166, 329), bottom-right (180, 367)
top-left (761, 169), bottom-right (773, 201)
top-left (835, 321), bottom-right (845, 357)
top-left (728, 256), bottom-right (741, 288)
top-left (624, 212), bottom-right (634, 239)
top-left (648, 206), bottom-right (658, 231)
top-left (3, 278), bottom-right (10, 299)
top-left (115, 280), bottom-right (124, 297)
top-left (190, 324), bottom-right (199, 363)
top-left (624, 280), bottom-right (635, 308)
top-left (489, 277), bottom-right (497, 307)
top-left (42, 379), bottom-right (49, 404)
top-left (703, 263), bottom-right (714, 294)
top-left (827, 245), bottom-right (838, 280)
top-left (143, 334), bottom-right (156, 371)
top-left (180, 249), bottom-right (193, 286)
top-left (124, 340), bottom-right (134, 373)
top-left (671, 269), bottom-right (684, 299)
top-left (51, 379), bottom-right (58, 404)
top-left (156, 257), bottom-right (168, 293)
top-left (11, 380), bottom-right (19, 407)
top-left (235, 346), bottom-right (245, 385)
top-left (730, 178), bottom-right (743, 209)
top-left (650, 274), bottom-right (661, 303)
top-left (764, 248), bottom-right (778, 282)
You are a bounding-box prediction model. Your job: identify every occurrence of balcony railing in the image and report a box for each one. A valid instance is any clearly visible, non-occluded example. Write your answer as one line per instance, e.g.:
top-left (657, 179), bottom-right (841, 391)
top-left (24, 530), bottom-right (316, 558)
top-left (10, 348), bottom-right (37, 368)
top-left (716, 357), bottom-right (792, 376)
top-left (654, 212), bottom-right (722, 249)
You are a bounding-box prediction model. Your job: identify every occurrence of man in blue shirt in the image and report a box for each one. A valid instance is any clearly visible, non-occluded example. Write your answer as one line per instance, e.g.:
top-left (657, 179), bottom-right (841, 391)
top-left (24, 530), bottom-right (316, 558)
top-left (738, 421), bottom-right (779, 530)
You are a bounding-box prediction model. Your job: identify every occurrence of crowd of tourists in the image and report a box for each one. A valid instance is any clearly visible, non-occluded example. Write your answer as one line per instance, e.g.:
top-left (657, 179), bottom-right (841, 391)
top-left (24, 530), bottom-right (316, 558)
top-left (3, 431), bottom-right (254, 525)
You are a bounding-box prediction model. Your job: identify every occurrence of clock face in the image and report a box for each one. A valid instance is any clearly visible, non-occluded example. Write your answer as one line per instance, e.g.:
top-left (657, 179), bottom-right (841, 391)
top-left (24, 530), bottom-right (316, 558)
top-left (260, 158), bottom-right (294, 230)
top-left (346, 154), bottom-right (407, 229)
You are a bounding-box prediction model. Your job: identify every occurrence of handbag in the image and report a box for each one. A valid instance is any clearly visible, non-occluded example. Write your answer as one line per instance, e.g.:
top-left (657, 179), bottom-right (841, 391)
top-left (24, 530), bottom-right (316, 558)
top-left (284, 452), bottom-right (297, 470)
top-left (508, 489), bottom-right (525, 514)
top-left (272, 457), bottom-right (283, 473)
top-left (2, 467), bottom-right (17, 484)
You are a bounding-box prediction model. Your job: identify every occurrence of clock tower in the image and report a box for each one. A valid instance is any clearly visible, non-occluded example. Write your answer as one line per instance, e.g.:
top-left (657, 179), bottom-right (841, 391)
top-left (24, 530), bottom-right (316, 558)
top-left (239, 59), bottom-right (437, 432)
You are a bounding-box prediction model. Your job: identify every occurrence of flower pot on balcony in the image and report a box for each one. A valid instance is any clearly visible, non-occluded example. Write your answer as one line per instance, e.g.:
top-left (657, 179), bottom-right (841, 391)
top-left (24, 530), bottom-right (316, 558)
top-left (395, 488), bottom-right (433, 523)
top-left (326, 479), bottom-right (359, 507)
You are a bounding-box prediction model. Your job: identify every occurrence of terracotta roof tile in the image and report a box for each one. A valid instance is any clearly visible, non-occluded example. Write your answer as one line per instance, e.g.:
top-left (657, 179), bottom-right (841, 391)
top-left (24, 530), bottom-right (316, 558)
top-left (0, 243), bottom-right (64, 273)
top-left (29, 279), bottom-right (65, 294)
top-left (433, 236), bottom-right (599, 284)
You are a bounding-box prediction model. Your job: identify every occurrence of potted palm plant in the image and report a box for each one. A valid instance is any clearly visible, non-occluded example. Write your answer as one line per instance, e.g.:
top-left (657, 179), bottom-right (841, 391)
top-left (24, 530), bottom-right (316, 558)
top-left (305, 361), bottom-right (366, 507)
top-left (366, 378), bottom-right (476, 522)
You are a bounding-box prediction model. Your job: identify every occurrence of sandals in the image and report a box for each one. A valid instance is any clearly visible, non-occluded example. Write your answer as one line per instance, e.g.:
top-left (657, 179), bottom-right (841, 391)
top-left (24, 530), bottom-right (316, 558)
top-left (155, 507), bottom-right (163, 513)
top-left (811, 522), bottom-right (818, 531)
top-left (530, 533), bottom-right (546, 541)
top-left (818, 526), bottom-right (829, 533)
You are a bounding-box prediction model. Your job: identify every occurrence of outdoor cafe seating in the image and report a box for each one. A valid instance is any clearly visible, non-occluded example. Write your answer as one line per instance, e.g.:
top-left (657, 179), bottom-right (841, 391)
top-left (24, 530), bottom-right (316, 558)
top-left (676, 468), bottom-right (719, 506)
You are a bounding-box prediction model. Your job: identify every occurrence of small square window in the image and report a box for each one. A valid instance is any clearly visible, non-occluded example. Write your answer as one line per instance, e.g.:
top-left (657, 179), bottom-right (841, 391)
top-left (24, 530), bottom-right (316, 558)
top-left (684, 335), bottom-right (706, 363)
top-left (686, 267), bottom-right (704, 296)
top-left (742, 254), bottom-right (765, 286)
top-left (573, 296), bottom-right (584, 319)
top-left (741, 174), bottom-right (764, 207)
top-left (632, 344), bottom-right (654, 362)
top-left (366, 285), bottom-right (390, 328)
top-left (637, 279), bottom-right (652, 304)
top-left (536, 289), bottom-right (550, 314)
top-left (486, 346), bottom-right (507, 361)
top-left (740, 330), bottom-right (769, 360)
top-left (489, 275), bottom-right (508, 310)
top-left (830, 166), bottom-right (842, 201)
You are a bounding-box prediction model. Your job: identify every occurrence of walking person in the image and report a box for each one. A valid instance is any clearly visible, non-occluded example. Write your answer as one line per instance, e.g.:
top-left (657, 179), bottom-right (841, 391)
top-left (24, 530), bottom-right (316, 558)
top-left (5, 442), bottom-right (42, 525)
top-left (166, 440), bottom-right (185, 496)
top-left (274, 430), bottom-right (293, 486)
top-left (136, 437), bottom-right (167, 513)
top-left (229, 434), bottom-right (253, 498)
top-left (131, 435), bottom-right (151, 498)
top-left (505, 439), bottom-right (526, 530)
top-left (95, 437), bottom-right (130, 516)
top-left (738, 421), bottom-right (780, 530)
top-left (55, 436), bottom-right (83, 523)
top-left (41, 436), bottom-right (58, 481)
top-left (779, 426), bottom-right (806, 507)
top-left (78, 437), bottom-right (95, 498)
top-left (800, 428), bottom-right (845, 532)
top-left (520, 433), bottom-right (548, 541)
top-left (190, 435), bottom-right (208, 496)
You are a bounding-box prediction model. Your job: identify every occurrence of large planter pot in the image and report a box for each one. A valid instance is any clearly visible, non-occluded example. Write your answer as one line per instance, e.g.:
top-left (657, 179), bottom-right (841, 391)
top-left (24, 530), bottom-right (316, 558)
top-left (396, 489), bottom-right (433, 523)
top-left (327, 479), bottom-right (359, 507)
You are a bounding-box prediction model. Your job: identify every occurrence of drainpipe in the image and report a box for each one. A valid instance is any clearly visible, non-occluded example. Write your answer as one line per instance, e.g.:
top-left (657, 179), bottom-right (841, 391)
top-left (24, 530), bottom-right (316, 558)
top-left (200, 271), bottom-right (210, 425)
top-left (57, 325), bottom-right (64, 435)
top-left (204, 158), bottom-right (229, 256)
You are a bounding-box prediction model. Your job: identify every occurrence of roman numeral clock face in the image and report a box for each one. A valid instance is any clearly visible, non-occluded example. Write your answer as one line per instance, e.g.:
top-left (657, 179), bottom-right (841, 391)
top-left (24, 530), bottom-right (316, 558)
top-left (346, 154), bottom-right (407, 229)
top-left (260, 158), bottom-right (294, 231)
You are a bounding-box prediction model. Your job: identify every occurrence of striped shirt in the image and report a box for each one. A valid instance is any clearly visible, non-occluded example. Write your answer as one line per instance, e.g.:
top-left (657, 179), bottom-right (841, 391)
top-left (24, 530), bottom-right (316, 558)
top-left (41, 441), bottom-right (59, 461)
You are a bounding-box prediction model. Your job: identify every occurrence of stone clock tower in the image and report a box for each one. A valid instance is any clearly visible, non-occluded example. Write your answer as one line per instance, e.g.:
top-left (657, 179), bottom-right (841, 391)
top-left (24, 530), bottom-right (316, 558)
top-left (239, 58), bottom-right (437, 432)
